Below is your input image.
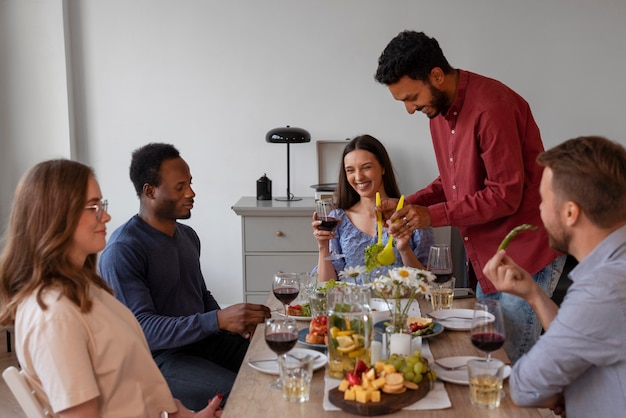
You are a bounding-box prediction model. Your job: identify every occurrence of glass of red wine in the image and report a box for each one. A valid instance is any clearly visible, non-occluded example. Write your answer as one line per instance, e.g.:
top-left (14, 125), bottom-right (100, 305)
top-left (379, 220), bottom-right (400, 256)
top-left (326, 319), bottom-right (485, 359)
top-left (264, 318), bottom-right (298, 389)
top-left (470, 299), bottom-right (506, 361)
top-left (426, 245), bottom-right (454, 310)
top-left (315, 199), bottom-right (345, 261)
top-left (272, 273), bottom-right (300, 318)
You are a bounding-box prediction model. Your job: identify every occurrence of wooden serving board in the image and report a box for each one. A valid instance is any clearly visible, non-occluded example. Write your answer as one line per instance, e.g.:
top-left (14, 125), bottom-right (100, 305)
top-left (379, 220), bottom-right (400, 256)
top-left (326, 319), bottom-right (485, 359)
top-left (328, 380), bottom-right (430, 416)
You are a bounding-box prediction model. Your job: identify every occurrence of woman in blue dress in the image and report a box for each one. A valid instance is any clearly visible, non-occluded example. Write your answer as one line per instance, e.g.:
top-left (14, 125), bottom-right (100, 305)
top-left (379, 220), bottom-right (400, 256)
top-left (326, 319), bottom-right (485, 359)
top-left (312, 135), bottom-right (434, 283)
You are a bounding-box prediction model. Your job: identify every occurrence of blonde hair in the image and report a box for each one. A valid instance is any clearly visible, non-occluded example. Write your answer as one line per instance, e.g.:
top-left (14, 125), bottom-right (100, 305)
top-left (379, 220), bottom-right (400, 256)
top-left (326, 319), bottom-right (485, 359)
top-left (0, 159), bottom-right (112, 326)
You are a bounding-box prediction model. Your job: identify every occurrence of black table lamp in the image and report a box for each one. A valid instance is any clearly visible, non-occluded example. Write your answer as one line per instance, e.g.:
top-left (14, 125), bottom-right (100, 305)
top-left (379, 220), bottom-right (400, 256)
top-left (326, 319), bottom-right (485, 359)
top-left (266, 126), bottom-right (311, 201)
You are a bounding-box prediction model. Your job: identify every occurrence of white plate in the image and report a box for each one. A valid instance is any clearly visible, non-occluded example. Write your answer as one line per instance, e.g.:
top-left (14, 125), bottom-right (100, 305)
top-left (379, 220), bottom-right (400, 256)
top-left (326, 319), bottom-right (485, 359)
top-left (428, 308), bottom-right (475, 331)
top-left (431, 356), bottom-right (511, 385)
top-left (247, 348), bottom-right (327, 375)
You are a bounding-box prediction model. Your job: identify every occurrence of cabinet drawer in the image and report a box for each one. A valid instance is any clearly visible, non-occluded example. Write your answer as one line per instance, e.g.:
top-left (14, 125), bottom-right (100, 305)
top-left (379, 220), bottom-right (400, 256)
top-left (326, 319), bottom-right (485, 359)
top-left (245, 253), bottom-right (318, 292)
top-left (244, 217), bottom-right (317, 252)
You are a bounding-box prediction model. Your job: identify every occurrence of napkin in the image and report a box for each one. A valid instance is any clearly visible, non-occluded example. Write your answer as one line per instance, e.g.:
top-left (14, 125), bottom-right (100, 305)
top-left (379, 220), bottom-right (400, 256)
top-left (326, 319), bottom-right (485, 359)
top-left (323, 340), bottom-right (452, 411)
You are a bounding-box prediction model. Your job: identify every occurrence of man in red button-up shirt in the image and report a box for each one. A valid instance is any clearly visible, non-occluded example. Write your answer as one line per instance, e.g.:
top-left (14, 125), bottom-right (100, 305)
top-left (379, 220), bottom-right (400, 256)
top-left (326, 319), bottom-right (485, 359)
top-left (375, 30), bottom-right (565, 363)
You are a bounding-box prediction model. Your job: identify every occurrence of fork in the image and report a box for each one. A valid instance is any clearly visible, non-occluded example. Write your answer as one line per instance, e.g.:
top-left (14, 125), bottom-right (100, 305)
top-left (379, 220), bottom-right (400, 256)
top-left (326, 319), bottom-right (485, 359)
top-left (433, 360), bottom-right (468, 371)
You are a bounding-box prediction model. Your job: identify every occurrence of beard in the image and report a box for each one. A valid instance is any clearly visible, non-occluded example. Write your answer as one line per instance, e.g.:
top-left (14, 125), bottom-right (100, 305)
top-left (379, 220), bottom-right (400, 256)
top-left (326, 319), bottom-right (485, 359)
top-left (546, 223), bottom-right (570, 254)
top-left (426, 83), bottom-right (452, 119)
top-left (155, 199), bottom-right (192, 220)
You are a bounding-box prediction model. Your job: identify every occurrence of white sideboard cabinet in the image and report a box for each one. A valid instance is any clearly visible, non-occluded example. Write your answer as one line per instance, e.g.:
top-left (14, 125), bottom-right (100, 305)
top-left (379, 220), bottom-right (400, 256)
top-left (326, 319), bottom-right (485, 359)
top-left (232, 197), bottom-right (318, 304)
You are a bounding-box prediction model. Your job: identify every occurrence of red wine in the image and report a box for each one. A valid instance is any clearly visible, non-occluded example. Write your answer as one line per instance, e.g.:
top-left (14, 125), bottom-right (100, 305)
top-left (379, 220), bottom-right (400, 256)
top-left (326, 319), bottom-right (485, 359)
top-left (471, 332), bottom-right (505, 352)
top-left (318, 216), bottom-right (339, 231)
top-left (431, 269), bottom-right (453, 284)
top-left (265, 332), bottom-right (297, 354)
top-left (273, 286), bottom-right (299, 305)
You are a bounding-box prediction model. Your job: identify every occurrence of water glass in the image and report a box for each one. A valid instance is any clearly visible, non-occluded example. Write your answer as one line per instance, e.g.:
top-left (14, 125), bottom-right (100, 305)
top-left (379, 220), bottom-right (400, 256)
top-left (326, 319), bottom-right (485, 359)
top-left (430, 276), bottom-right (456, 310)
top-left (467, 358), bottom-right (505, 409)
top-left (278, 355), bottom-right (315, 402)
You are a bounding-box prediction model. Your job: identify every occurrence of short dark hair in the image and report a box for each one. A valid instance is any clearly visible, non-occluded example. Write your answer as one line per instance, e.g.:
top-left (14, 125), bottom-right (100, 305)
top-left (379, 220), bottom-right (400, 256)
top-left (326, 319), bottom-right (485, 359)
top-left (335, 135), bottom-right (401, 209)
top-left (129, 143), bottom-right (180, 196)
top-left (375, 30), bottom-right (454, 85)
top-left (537, 136), bottom-right (626, 228)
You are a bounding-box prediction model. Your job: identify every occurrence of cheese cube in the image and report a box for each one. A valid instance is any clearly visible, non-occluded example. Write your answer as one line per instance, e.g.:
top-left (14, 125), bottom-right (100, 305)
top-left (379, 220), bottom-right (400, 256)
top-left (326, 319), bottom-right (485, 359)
top-left (338, 379), bottom-right (350, 392)
top-left (344, 388), bottom-right (356, 401)
top-left (355, 389), bottom-right (370, 404)
top-left (371, 390), bottom-right (381, 403)
top-left (383, 364), bottom-right (396, 374)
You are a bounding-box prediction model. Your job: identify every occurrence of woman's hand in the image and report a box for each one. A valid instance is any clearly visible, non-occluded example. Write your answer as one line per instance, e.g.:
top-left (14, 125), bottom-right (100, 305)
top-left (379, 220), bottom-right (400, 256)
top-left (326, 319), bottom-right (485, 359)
top-left (311, 212), bottom-right (339, 247)
top-left (172, 394), bottom-right (223, 417)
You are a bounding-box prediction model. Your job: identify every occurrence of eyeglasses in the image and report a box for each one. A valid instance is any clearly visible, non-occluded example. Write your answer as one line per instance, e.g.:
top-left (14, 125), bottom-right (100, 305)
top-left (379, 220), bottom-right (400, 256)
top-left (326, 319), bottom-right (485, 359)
top-left (84, 199), bottom-right (108, 221)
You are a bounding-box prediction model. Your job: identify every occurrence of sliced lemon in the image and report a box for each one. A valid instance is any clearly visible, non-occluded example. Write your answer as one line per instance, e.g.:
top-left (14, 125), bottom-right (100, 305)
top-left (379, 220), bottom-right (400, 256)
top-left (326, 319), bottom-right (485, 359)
top-left (337, 344), bottom-right (357, 353)
top-left (348, 348), bottom-right (366, 358)
top-left (336, 335), bottom-right (355, 348)
top-left (330, 326), bottom-right (340, 338)
top-left (337, 330), bottom-right (355, 337)
top-left (352, 334), bottom-right (365, 347)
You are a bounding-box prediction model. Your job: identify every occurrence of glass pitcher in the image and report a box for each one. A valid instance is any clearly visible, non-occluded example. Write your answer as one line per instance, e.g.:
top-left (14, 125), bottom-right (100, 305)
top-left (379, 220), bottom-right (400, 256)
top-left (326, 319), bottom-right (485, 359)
top-left (326, 285), bottom-right (372, 379)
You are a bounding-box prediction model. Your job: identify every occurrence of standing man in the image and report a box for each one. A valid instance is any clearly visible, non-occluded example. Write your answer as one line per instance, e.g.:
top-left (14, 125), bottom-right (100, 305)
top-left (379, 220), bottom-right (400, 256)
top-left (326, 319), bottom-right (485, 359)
top-left (99, 143), bottom-right (271, 411)
top-left (483, 136), bottom-right (626, 417)
top-left (374, 30), bottom-right (565, 363)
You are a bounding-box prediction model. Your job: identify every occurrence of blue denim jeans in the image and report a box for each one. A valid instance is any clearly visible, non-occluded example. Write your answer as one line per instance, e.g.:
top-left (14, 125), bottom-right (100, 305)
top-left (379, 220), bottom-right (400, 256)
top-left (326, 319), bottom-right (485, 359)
top-left (476, 255), bottom-right (566, 364)
top-left (154, 332), bottom-right (249, 411)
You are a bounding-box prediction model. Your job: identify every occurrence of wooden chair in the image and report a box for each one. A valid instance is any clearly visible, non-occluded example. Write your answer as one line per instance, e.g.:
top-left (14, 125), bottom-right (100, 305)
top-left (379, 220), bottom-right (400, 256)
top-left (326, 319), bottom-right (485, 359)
top-left (2, 366), bottom-right (50, 418)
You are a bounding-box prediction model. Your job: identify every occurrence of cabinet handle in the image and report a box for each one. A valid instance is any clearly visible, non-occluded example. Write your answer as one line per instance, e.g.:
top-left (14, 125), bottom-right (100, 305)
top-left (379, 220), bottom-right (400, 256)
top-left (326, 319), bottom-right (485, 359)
top-left (275, 231), bottom-right (284, 237)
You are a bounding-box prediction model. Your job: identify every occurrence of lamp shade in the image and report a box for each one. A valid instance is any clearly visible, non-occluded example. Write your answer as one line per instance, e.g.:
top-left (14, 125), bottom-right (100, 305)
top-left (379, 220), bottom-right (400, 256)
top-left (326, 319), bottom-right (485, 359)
top-left (266, 126), bottom-right (311, 143)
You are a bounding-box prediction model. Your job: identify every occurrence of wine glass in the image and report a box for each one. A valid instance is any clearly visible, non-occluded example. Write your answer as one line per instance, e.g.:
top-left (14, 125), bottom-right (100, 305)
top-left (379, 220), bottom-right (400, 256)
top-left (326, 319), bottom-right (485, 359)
top-left (470, 299), bottom-right (506, 361)
top-left (272, 273), bottom-right (300, 318)
top-left (426, 245), bottom-right (454, 310)
top-left (315, 199), bottom-right (345, 261)
top-left (264, 318), bottom-right (298, 388)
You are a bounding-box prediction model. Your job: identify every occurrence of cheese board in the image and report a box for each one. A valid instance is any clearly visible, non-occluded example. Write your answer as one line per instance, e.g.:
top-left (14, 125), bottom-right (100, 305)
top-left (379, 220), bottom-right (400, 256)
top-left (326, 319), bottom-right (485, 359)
top-left (328, 379), bottom-right (431, 416)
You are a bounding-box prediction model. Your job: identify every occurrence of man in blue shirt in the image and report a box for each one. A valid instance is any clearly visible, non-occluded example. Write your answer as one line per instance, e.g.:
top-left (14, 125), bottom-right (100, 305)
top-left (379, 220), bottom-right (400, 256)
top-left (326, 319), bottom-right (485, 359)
top-left (483, 136), bottom-right (626, 418)
top-left (99, 143), bottom-right (271, 411)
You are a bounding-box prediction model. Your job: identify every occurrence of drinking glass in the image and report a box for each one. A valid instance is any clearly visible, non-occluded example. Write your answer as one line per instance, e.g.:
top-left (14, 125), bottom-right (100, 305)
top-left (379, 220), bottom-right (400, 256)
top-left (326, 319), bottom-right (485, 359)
top-left (272, 273), bottom-right (300, 318)
top-left (264, 318), bottom-right (298, 389)
top-left (315, 199), bottom-right (344, 261)
top-left (470, 300), bottom-right (506, 361)
top-left (427, 245), bottom-right (454, 311)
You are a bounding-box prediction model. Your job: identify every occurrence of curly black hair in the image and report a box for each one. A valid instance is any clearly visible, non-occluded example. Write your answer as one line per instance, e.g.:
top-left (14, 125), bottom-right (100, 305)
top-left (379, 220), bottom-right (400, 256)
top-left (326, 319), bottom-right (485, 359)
top-left (375, 30), bottom-right (454, 85)
top-left (129, 143), bottom-right (180, 196)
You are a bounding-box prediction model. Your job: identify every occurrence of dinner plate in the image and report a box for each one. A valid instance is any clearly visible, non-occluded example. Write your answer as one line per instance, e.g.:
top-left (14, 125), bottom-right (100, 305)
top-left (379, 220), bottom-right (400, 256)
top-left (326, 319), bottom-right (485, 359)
top-left (431, 356), bottom-right (511, 385)
top-left (298, 328), bottom-right (327, 351)
top-left (373, 320), bottom-right (444, 339)
top-left (427, 309), bottom-right (475, 331)
top-left (247, 348), bottom-right (327, 375)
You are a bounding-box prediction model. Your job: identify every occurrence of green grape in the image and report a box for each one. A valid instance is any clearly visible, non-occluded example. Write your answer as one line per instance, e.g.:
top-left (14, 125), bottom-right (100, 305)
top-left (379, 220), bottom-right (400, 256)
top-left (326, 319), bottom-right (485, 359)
top-left (413, 372), bottom-right (424, 384)
top-left (413, 361), bottom-right (424, 375)
top-left (404, 371), bottom-right (415, 381)
top-left (405, 355), bottom-right (418, 365)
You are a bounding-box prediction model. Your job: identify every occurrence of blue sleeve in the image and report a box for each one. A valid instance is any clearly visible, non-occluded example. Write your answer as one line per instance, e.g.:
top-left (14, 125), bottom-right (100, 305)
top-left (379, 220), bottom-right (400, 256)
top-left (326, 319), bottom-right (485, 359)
top-left (410, 227), bottom-right (435, 265)
top-left (99, 240), bottom-right (220, 351)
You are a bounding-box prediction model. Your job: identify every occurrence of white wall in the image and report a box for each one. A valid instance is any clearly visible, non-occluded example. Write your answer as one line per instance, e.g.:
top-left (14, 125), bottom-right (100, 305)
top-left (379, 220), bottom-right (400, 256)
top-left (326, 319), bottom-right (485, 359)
top-left (2, 0), bottom-right (626, 304)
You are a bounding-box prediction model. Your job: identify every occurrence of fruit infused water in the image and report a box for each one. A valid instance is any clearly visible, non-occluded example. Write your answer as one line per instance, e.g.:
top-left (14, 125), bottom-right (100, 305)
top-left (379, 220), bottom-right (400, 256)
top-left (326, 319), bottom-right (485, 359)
top-left (326, 286), bottom-right (372, 379)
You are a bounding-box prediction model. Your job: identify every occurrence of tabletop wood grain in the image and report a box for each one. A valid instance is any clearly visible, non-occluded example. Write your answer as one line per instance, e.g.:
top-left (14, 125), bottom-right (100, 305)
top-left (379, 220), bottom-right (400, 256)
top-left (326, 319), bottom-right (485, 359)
top-left (221, 295), bottom-right (542, 417)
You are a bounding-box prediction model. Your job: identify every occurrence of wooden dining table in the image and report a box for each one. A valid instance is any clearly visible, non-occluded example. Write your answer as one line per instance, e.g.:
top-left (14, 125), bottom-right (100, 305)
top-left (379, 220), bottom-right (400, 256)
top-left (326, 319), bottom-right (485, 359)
top-left (221, 295), bottom-right (543, 417)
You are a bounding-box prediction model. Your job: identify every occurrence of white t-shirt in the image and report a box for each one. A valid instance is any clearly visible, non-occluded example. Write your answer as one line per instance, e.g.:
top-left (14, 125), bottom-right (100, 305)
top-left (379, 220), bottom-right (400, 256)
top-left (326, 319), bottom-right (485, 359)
top-left (15, 284), bottom-right (178, 417)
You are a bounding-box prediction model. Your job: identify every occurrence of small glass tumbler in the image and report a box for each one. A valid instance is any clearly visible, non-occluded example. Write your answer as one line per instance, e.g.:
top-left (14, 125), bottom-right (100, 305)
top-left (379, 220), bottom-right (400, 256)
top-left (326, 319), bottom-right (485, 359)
top-left (278, 354), bottom-right (315, 403)
top-left (467, 358), bottom-right (505, 409)
top-left (430, 277), bottom-right (456, 311)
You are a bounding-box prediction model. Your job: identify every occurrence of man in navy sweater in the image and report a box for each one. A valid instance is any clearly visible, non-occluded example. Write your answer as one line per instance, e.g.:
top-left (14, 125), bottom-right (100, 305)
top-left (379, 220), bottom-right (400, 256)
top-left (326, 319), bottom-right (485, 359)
top-left (99, 143), bottom-right (270, 410)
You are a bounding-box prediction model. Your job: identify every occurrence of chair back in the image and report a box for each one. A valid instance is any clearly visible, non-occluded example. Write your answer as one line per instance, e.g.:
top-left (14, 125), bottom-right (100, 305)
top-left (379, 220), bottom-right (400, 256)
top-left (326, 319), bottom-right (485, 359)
top-left (2, 366), bottom-right (49, 418)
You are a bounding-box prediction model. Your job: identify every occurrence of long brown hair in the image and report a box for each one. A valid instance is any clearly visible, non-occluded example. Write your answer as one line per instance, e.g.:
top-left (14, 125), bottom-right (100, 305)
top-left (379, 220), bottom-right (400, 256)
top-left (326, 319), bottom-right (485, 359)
top-left (335, 135), bottom-right (401, 209)
top-left (0, 159), bottom-right (113, 326)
